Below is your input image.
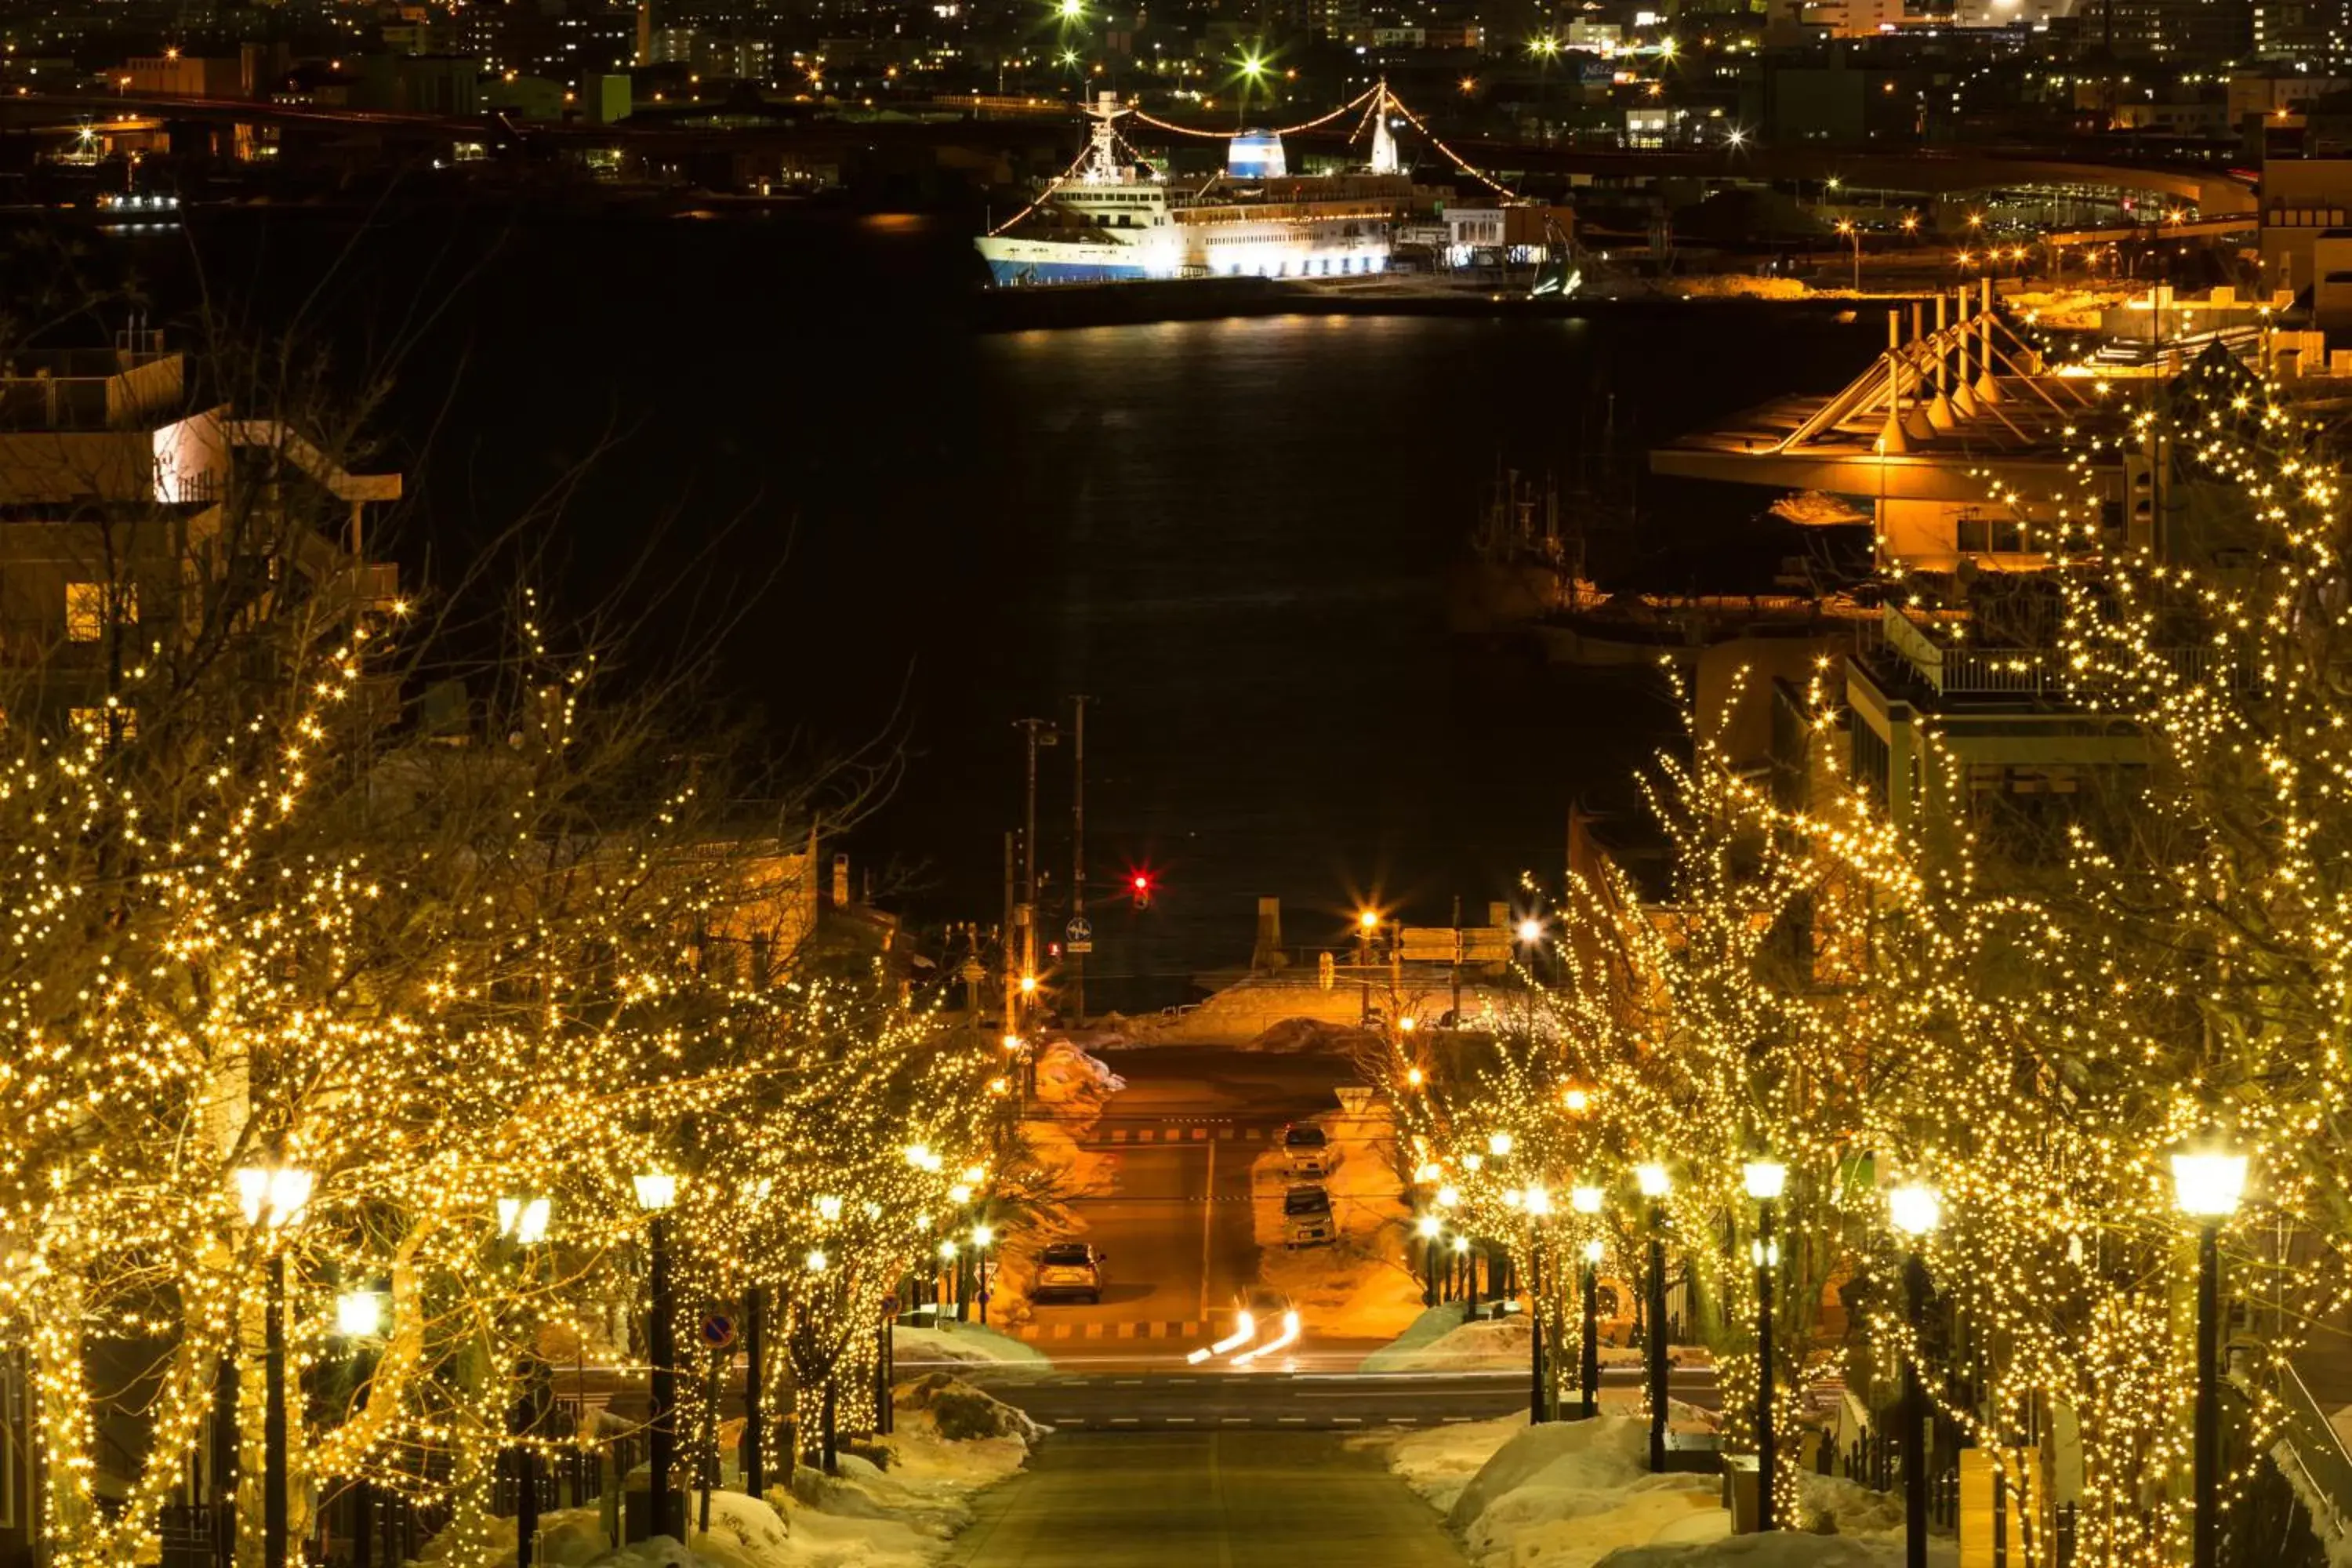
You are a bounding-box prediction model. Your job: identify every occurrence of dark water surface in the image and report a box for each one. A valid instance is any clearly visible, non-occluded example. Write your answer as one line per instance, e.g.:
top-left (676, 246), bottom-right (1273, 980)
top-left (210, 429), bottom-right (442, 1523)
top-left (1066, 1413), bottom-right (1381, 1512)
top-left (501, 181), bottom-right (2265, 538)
top-left (73, 211), bottom-right (1877, 1008)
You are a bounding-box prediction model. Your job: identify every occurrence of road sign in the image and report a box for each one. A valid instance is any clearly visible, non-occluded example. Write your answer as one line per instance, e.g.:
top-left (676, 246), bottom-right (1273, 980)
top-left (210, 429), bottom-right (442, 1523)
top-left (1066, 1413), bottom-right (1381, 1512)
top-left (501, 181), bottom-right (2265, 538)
top-left (1065, 916), bottom-right (1094, 954)
top-left (700, 1312), bottom-right (736, 1351)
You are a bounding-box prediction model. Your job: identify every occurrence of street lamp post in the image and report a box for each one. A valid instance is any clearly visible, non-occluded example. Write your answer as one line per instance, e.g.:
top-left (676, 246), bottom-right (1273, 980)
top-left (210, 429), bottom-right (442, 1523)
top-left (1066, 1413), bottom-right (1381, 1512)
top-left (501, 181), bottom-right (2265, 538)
top-left (1356, 909), bottom-right (1379, 1023)
top-left (1836, 221), bottom-right (1862, 293)
top-left (1636, 1163), bottom-right (1672, 1472)
top-left (633, 1171), bottom-right (680, 1544)
top-left (973, 1225), bottom-right (996, 1326)
top-left (497, 1196), bottom-right (552, 1568)
top-left (1886, 1183), bottom-right (1942, 1568)
top-left (234, 1163), bottom-right (314, 1568)
top-left (1417, 1215), bottom-right (1442, 1306)
top-left (2172, 1150), bottom-right (2248, 1568)
top-left (1524, 1186), bottom-right (1552, 1425)
top-left (1571, 1185), bottom-right (1604, 1421)
top-left (1744, 1160), bottom-right (1788, 1533)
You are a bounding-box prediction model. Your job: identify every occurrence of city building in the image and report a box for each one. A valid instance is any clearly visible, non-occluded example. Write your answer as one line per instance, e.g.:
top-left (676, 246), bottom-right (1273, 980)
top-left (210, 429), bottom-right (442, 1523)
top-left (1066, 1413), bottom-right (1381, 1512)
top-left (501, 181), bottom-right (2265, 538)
top-left (0, 333), bottom-right (400, 735)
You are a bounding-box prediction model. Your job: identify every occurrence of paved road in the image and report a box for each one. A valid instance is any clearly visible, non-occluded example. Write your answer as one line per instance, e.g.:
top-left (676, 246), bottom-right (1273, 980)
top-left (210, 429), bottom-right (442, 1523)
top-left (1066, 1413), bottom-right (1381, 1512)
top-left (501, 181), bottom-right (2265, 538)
top-left (1017, 1048), bottom-right (1356, 1356)
top-left (945, 1431), bottom-right (1467, 1567)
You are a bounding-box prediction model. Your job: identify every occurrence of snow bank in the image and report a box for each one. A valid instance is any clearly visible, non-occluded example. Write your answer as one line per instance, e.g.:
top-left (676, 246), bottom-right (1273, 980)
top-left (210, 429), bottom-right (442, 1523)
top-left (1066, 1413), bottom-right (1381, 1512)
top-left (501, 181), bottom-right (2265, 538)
top-left (1032, 1040), bottom-right (1124, 1106)
top-left (1366, 1397), bottom-right (1951, 1568)
top-left (1360, 1309), bottom-right (1688, 1376)
top-left (891, 1323), bottom-right (1050, 1370)
top-left (1591, 1537), bottom-right (1944, 1567)
top-left (456, 1386), bottom-right (1038, 1568)
top-left (1367, 1413), bottom-right (1725, 1568)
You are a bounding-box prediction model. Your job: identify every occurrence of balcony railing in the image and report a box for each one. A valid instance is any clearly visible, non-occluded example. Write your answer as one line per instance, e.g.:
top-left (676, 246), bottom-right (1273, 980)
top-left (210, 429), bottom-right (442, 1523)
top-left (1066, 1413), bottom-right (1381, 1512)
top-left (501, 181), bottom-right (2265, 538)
top-left (1875, 604), bottom-right (2227, 699)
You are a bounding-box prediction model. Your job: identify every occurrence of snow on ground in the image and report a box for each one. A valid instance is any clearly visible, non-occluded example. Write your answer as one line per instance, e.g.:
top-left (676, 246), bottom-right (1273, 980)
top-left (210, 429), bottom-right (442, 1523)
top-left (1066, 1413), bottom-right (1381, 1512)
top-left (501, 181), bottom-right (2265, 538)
top-left (1031, 1039), bottom-right (1124, 1105)
top-left (449, 1380), bottom-right (1034, 1568)
top-left (1362, 1411), bottom-right (1952, 1568)
top-left (1250, 1099), bottom-right (1427, 1339)
top-left (1360, 1307), bottom-right (1711, 1380)
top-left (891, 1323), bottom-right (1051, 1371)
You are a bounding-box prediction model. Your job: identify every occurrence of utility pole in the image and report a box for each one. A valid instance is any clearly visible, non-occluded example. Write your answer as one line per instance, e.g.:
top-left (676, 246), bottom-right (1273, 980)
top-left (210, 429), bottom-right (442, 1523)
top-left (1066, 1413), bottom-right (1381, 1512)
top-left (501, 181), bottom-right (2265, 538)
top-left (1001, 833), bottom-right (1018, 1040)
top-left (1014, 719), bottom-right (1058, 975)
top-left (1069, 695), bottom-right (1089, 1027)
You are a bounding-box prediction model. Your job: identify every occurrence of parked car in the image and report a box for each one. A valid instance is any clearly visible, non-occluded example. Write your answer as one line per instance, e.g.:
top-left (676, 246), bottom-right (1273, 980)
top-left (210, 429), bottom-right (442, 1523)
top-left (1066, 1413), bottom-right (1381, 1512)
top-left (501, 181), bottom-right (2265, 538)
top-left (1031, 1240), bottom-right (1106, 1304)
top-left (1279, 1122), bottom-right (1330, 1178)
top-left (1283, 1184), bottom-right (1334, 1247)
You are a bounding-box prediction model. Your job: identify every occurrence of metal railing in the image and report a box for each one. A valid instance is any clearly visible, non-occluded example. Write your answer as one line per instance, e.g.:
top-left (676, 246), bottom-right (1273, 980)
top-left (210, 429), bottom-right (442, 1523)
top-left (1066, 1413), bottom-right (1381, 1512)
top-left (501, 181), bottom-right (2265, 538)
top-left (1874, 604), bottom-right (2230, 699)
top-left (2270, 1360), bottom-right (2352, 1558)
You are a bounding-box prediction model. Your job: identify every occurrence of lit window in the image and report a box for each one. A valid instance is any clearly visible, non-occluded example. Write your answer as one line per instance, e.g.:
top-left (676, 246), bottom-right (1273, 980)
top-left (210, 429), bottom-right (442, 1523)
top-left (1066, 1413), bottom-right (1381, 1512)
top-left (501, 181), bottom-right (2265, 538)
top-left (65, 581), bottom-right (134, 641)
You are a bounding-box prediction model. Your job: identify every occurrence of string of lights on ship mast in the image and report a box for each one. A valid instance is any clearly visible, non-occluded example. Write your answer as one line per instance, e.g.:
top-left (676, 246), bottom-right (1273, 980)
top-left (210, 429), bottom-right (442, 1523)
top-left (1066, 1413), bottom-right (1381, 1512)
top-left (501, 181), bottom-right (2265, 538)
top-left (1131, 79), bottom-right (1519, 197)
top-left (989, 77), bottom-right (1521, 238)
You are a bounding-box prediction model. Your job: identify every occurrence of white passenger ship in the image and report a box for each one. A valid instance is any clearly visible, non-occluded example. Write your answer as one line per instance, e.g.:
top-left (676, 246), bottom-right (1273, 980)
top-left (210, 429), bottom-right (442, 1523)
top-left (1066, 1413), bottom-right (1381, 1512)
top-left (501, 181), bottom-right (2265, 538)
top-left (976, 92), bottom-right (1417, 286)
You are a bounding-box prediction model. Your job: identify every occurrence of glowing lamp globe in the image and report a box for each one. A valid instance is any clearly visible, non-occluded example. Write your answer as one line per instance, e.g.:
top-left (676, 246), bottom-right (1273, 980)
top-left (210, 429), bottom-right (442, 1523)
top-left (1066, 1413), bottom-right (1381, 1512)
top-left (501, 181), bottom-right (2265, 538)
top-left (972, 1224), bottom-right (996, 1247)
top-left (1887, 1183), bottom-right (1942, 1239)
top-left (805, 1249), bottom-right (828, 1272)
top-left (1524, 1186), bottom-right (1552, 1216)
top-left (2171, 1152), bottom-right (2248, 1218)
top-left (1488, 1131), bottom-right (1515, 1157)
top-left (1582, 1239), bottom-right (1604, 1265)
top-left (1742, 1160), bottom-right (1788, 1201)
top-left (336, 1290), bottom-right (385, 1338)
top-left (1517, 918), bottom-right (1543, 942)
top-left (633, 1171), bottom-right (677, 1212)
top-left (1416, 1215), bottom-right (1442, 1238)
top-left (1436, 1185), bottom-right (1461, 1209)
top-left (1571, 1185), bottom-right (1603, 1215)
top-left (1635, 1163), bottom-right (1671, 1198)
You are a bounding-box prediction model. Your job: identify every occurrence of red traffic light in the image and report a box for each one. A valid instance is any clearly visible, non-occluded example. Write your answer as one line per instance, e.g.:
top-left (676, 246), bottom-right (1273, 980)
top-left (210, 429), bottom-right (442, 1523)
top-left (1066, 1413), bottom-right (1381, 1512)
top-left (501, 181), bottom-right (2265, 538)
top-left (1130, 870), bottom-right (1154, 909)
top-left (1132, 873), bottom-right (1151, 892)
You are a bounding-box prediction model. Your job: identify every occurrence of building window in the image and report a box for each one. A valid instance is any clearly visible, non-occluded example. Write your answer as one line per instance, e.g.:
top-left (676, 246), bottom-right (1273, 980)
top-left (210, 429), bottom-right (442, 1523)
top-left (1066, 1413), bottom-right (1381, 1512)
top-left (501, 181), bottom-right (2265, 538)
top-left (66, 581), bottom-right (135, 641)
top-left (1955, 514), bottom-right (2029, 554)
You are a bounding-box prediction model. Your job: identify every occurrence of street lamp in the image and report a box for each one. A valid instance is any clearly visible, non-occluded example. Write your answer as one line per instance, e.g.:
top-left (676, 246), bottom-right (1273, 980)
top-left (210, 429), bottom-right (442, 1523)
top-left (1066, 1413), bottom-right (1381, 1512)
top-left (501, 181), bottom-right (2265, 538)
top-left (1570, 1186), bottom-right (1605, 1419)
top-left (1744, 1159), bottom-right (1788, 1533)
top-left (1835, 220), bottom-right (1862, 293)
top-left (334, 1288), bottom-right (385, 1338)
top-left (635, 1170), bottom-right (681, 1543)
top-left (972, 1224), bottom-right (996, 1325)
top-left (1417, 1214), bottom-right (1443, 1305)
top-left (1636, 1163), bottom-right (1671, 1472)
top-left (498, 1196), bottom-right (555, 1568)
top-left (2172, 1149), bottom-right (2248, 1568)
top-left (1356, 908), bottom-right (1380, 1022)
top-left (1886, 1183), bottom-right (1942, 1568)
top-left (234, 1163), bottom-right (311, 1568)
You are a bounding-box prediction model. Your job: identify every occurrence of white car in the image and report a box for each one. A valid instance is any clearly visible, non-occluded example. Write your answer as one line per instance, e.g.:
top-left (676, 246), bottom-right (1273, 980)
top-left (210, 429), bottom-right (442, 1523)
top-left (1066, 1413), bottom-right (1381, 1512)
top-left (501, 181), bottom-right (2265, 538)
top-left (1283, 1185), bottom-right (1334, 1247)
top-left (1031, 1240), bottom-right (1105, 1304)
top-left (1279, 1123), bottom-right (1331, 1178)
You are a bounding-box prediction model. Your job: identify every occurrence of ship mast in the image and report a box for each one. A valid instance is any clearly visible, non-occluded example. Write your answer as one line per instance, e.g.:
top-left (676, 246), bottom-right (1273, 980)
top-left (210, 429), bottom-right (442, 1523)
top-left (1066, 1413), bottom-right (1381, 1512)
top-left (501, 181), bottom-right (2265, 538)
top-left (1081, 91), bottom-right (1125, 183)
top-left (1369, 80), bottom-right (1400, 176)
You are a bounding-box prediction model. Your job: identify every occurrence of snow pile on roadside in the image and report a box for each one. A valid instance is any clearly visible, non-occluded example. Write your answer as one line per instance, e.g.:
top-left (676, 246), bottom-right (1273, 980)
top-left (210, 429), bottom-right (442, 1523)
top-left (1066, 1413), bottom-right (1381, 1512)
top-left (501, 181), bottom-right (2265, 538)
top-left (1359, 1309), bottom-right (1695, 1381)
top-left (1033, 1040), bottom-right (1124, 1106)
top-left (1593, 1538), bottom-right (1941, 1568)
top-left (891, 1323), bottom-right (1051, 1370)
top-left (1366, 1413), bottom-right (1725, 1568)
top-left (1448, 1416), bottom-right (1724, 1566)
top-left (1357, 1304), bottom-right (1483, 1373)
top-left (1367, 1410), bottom-right (1529, 1515)
top-left (1367, 1402), bottom-right (1953, 1568)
